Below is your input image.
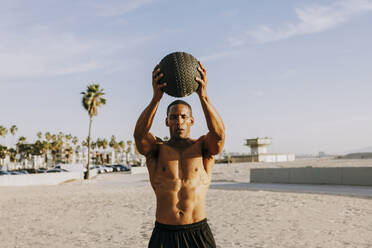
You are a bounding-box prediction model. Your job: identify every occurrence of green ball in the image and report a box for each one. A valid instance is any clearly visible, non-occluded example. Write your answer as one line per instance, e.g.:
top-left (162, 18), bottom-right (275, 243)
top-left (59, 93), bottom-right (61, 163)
top-left (158, 52), bottom-right (200, 97)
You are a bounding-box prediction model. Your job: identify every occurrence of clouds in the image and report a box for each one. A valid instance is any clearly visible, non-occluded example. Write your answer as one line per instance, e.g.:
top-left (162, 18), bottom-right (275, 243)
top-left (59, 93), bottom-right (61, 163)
top-left (0, 31), bottom-right (100, 78)
top-left (199, 51), bottom-right (235, 62)
top-left (229, 0), bottom-right (372, 45)
top-left (0, 27), bottom-right (153, 78)
top-left (92, 0), bottom-right (156, 17)
top-left (0, 0), bottom-right (155, 79)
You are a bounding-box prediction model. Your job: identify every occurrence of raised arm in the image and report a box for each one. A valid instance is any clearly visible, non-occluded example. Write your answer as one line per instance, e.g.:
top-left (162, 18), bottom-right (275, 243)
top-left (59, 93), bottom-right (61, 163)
top-left (195, 61), bottom-right (225, 155)
top-left (134, 65), bottom-right (166, 156)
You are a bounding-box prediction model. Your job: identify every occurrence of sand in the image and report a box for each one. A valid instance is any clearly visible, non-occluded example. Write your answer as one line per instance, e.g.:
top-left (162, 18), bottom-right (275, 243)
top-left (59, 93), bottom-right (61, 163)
top-left (1, 158), bottom-right (372, 248)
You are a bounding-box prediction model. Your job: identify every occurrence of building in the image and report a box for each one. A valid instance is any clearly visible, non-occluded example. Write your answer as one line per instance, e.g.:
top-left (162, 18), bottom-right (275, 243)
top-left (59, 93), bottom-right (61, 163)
top-left (244, 137), bottom-right (295, 162)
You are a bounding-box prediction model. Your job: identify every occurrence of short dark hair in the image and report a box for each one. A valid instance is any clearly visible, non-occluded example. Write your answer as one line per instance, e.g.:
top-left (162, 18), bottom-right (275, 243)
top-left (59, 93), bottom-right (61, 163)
top-left (166, 100), bottom-right (192, 116)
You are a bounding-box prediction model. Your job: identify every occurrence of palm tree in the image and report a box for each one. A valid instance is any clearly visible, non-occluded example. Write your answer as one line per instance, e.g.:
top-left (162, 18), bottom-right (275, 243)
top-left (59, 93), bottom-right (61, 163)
top-left (63, 134), bottom-right (73, 163)
top-left (72, 136), bottom-right (79, 146)
top-left (91, 140), bottom-right (99, 165)
top-left (0, 145), bottom-right (8, 169)
top-left (109, 135), bottom-right (116, 149)
top-left (96, 138), bottom-right (103, 164)
top-left (126, 140), bottom-right (133, 164)
top-left (118, 140), bottom-right (125, 163)
top-left (82, 138), bottom-right (88, 148)
top-left (18, 136), bottom-right (27, 144)
top-left (41, 141), bottom-right (50, 168)
top-left (42, 132), bottom-right (52, 166)
top-left (0, 127), bottom-right (8, 169)
top-left (72, 136), bottom-right (79, 161)
top-left (102, 138), bottom-right (108, 164)
top-left (109, 135), bottom-right (118, 163)
top-left (8, 136), bottom-right (17, 168)
top-left (58, 132), bottom-right (64, 141)
top-left (45, 132), bottom-right (51, 142)
top-left (57, 134), bottom-right (65, 164)
top-left (81, 84), bottom-right (106, 179)
top-left (37, 131), bottom-right (43, 140)
top-left (10, 125), bottom-right (18, 148)
top-left (65, 134), bottom-right (72, 144)
top-left (65, 146), bottom-right (73, 164)
top-left (0, 125), bottom-right (8, 146)
top-left (75, 145), bottom-right (81, 161)
top-left (16, 136), bottom-right (28, 168)
top-left (49, 141), bottom-right (58, 165)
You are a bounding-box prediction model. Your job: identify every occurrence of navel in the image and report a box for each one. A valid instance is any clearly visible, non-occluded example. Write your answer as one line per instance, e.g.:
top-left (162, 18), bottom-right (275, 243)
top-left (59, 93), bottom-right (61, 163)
top-left (195, 168), bottom-right (198, 172)
top-left (179, 211), bottom-right (184, 217)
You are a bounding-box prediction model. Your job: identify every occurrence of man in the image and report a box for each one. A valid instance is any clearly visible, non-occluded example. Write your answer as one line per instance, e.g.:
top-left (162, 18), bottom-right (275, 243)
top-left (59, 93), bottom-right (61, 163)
top-left (134, 61), bottom-right (225, 248)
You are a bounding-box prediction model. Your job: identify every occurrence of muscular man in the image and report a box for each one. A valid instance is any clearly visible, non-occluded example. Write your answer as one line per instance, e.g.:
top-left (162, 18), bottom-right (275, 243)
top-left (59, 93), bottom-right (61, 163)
top-left (134, 61), bottom-right (225, 248)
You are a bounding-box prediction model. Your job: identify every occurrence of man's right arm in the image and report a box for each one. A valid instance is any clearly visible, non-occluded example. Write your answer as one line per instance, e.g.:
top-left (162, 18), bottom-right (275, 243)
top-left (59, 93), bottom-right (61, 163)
top-left (133, 98), bottom-right (161, 156)
top-left (133, 65), bottom-right (166, 156)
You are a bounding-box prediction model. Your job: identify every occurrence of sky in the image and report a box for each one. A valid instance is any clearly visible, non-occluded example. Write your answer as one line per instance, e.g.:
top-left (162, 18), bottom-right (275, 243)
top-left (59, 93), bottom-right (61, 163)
top-left (1, 0), bottom-right (372, 155)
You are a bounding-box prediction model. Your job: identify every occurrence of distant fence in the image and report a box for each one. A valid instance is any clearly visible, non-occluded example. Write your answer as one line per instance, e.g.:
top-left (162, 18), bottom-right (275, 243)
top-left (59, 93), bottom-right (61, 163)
top-left (0, 172), bottom-right (83, 187)
top-left (251, 167), bottom-right (372, 186)
top-left (131, 166), bottom-right (148, 175)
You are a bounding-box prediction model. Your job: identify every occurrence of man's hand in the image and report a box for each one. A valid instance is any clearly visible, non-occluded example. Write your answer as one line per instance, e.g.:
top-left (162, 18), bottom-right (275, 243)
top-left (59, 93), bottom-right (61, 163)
top-left (152, 65), bottom-right (167, 101)
top-left (195, 61), bottom-right (208, 98)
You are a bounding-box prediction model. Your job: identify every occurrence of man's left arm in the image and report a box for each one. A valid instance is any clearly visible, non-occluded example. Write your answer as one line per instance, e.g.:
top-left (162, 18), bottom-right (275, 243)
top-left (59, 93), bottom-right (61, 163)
top-left (195, 61), bottom-right (225, 155)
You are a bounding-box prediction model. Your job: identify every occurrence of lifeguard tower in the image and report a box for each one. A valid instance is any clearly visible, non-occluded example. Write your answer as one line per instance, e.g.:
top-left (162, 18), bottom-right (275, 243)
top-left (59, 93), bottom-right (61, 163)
top-left (245, 137), bottom-right (295, 162)
top-left (246, 137), bottom-right (272, 155)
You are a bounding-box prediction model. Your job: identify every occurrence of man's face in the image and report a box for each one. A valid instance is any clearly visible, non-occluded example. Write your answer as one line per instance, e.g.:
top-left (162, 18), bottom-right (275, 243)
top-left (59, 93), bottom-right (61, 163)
top-left (166, 104), bottom-right (194, 140)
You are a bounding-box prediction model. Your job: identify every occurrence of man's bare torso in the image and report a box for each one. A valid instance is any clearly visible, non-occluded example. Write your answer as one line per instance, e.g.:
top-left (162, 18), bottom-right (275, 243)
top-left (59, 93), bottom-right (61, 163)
top-left (146, 137), bottom-right (214, 225)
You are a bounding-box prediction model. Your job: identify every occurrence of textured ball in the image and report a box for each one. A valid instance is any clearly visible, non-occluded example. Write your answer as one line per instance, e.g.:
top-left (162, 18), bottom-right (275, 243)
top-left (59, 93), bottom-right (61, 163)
top-left (158, 52), bottom-right (200, 97)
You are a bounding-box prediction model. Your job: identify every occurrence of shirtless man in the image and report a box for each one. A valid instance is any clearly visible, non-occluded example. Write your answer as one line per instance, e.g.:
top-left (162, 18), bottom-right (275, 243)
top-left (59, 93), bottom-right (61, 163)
top-left (134, 61), bottom-right (225, 248)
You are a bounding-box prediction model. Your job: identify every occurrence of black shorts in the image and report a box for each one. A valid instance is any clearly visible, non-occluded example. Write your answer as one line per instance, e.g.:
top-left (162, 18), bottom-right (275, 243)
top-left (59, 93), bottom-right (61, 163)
top-left (148, 218), bottom-right (216, 248)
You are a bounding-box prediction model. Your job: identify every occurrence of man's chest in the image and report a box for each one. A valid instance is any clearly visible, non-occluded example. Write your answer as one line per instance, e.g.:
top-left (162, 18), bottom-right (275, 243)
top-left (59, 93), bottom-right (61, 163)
top-left (155, 143), bottom-right (205, 179)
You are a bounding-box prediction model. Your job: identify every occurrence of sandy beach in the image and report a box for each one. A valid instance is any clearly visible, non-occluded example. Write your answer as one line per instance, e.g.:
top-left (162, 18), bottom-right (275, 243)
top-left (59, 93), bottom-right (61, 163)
top-left (1, 158), bottom-right (372, 248)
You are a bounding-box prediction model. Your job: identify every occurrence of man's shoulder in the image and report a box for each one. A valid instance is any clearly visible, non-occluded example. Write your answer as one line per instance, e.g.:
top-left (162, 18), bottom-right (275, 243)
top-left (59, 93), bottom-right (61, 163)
top-left (194, 135), bottom-right (208, 148)
top-left (196, 135), bottom-right (213, 157)
top-left (195, 135), bottom-right (207, 143)
top-left (145, 136), bottom-right (163, 159)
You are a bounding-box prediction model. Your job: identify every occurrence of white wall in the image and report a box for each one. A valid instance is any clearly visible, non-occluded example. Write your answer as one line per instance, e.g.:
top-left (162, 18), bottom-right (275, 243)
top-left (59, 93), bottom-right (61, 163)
top-left (0, 172), bottom-right (83, 187)
top-left (131, 166), bottom-right (148, 175)
top-left (258, 154), bottom-right (295, 162)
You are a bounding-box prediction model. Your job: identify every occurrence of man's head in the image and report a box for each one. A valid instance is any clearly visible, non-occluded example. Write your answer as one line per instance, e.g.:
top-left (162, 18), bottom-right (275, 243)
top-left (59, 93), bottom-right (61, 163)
top-left (166, 100), bottom-right (194, 140)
